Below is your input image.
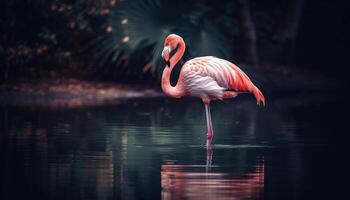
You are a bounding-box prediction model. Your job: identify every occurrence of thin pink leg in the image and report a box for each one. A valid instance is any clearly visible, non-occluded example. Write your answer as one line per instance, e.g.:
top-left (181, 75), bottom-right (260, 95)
top-left (204, 103), bottom-right (213, 140)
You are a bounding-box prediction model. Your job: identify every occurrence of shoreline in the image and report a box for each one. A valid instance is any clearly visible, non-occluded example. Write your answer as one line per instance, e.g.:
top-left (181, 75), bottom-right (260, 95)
top-left (0, 66), bottom-right (345, 108)
top-left (0, 79), bottom-right (163, 108)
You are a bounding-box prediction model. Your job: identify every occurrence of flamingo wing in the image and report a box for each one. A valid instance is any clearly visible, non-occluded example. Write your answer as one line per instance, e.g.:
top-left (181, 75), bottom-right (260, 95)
top-left (182, 68), bottom-right (226, 99)
top-left (182, 56), bottom-right (265, 105)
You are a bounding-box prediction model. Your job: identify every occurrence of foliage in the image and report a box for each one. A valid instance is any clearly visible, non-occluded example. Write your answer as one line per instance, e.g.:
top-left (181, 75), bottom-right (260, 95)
top-left (92, 0), bottom-right (231, 81)
top-left (0, 0), bottom-right (114, 81)
top-left (0, 0), bottom-right (286, 83)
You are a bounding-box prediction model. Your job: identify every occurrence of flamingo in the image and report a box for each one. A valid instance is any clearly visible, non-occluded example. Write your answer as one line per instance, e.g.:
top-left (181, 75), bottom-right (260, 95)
top-left (161, 34), bottom-right (265, 142)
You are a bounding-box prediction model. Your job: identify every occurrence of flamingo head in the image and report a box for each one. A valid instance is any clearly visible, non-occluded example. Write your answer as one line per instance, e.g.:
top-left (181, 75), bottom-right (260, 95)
top-left (161, 34), bottom-right (183, 67)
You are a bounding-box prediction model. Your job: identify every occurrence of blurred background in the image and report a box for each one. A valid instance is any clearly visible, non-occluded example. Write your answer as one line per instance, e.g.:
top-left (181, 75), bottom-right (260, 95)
top-left (1, 1), bottom-right (349, 200)
top-left (0, 0), bottom-right (348, 88)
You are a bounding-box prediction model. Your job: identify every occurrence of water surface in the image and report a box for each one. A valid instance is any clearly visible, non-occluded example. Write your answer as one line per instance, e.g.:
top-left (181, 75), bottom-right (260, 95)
top-left (0, 94), bottom-right (347, 199)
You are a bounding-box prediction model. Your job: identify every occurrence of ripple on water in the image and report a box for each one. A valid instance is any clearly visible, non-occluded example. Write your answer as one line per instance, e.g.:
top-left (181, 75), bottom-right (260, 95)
top-left (188, 144), bottom-right (274, 149)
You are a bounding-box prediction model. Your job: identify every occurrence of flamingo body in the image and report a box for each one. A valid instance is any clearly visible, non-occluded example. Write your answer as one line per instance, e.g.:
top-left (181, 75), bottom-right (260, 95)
top-left (161, 34), bottom-right (265, 141)
top-left (182, 56), bottom-right (264, 104)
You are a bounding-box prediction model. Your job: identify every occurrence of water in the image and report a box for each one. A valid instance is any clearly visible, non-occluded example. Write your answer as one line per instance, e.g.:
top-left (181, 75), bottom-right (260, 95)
top-left (0, 94), bottom-right (347, 200)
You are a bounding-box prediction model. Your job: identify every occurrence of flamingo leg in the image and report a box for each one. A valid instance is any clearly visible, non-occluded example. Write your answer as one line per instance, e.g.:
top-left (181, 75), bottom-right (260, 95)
top-left (205, 103), bottom-right (213, 140)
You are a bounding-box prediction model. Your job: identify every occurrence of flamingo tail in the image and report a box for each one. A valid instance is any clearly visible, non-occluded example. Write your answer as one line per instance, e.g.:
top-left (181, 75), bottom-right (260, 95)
top-left (251, 86), bottom-right (265, 106)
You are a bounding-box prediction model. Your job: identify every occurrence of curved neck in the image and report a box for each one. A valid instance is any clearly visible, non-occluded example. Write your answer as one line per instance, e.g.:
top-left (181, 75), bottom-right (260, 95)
top-left (161, 39), bottom-right (186, 98)
top-left (170, 40), bottom-right (186, 69)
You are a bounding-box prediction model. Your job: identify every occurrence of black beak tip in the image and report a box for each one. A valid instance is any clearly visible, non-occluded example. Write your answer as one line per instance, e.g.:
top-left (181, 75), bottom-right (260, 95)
top-left (163, 59), bottom-right (170, 67)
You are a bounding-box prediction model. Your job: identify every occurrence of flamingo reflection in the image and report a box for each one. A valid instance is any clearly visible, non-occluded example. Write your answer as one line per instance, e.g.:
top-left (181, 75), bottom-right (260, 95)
top-left (206, 139), bottom-right (213, 172)
top-left (161, 141), bottom-right (264, 200)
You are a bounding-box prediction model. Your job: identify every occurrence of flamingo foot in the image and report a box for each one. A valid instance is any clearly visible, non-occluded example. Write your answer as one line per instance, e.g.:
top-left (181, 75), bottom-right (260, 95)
top-left (206, 132), bottom-right (213, 140)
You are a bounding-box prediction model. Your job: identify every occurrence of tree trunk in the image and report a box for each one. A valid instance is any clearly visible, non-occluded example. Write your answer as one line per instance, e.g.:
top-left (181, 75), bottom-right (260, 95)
top-left (274, 0), bottom-right (304, 41)
top-left (237, 0), bottom-right (259, 65)
top-left (273, 0), bottom-right (304, 64)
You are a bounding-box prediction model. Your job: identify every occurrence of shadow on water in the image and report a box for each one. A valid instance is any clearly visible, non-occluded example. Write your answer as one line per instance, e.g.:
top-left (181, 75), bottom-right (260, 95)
top-left (0, 93), bottom-right (348, 199)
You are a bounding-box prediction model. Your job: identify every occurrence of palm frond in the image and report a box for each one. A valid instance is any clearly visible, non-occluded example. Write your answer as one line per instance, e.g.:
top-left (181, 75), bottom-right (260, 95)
top-left (92, 0), bottom-right (232, 80)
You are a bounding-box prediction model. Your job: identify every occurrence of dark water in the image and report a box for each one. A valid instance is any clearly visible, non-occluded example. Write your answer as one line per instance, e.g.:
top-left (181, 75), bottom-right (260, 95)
top-left (0, 94), bottom-right (347, 200)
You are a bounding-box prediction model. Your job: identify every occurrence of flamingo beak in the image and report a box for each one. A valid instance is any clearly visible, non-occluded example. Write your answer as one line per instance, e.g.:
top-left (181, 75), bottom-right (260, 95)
top-left (161, 45), bottom-right (171, 67)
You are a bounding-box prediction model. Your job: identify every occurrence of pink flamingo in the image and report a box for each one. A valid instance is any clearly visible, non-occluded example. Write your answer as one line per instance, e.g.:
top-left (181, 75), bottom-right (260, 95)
top-left (161, 34), bottom-right (265, 141)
